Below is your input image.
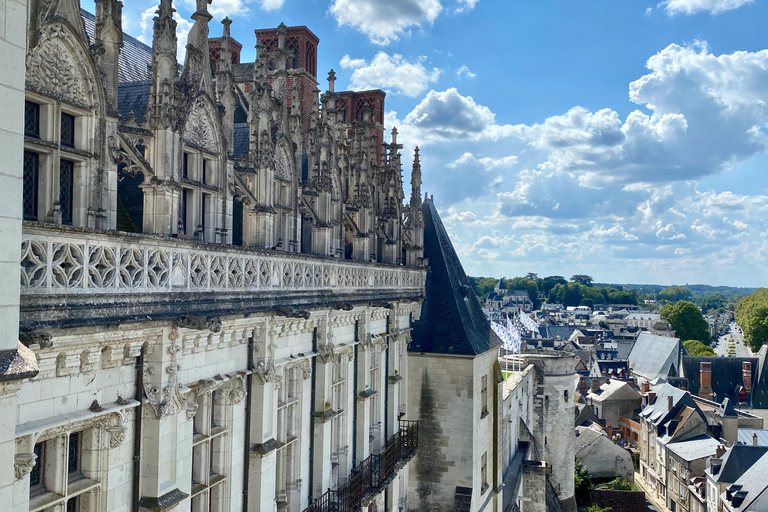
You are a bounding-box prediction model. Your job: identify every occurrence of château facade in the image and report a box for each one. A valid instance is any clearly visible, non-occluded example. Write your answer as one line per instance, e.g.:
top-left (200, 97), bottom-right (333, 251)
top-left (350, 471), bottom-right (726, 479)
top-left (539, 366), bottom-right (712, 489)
top-left (7, 1), bottom-right (427, 511)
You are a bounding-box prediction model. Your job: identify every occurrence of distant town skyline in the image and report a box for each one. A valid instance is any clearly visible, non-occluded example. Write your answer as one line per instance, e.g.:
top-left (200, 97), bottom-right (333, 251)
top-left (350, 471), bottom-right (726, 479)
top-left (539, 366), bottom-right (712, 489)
top-left (100, 0), bottom-right (768, 287)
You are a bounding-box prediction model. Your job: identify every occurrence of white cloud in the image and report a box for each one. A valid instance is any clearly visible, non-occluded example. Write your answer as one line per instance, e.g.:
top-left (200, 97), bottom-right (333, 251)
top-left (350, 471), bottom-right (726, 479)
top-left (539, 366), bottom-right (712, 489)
top-left (340, 52), bottom-right (440, 97)
top-left (259, 0), bottom-right (285, 10)
top-left (447, 152), bottom-right (518, 170)
top-left (660, 0), bottom-right (753, 16)
top-left (592, 225), bottom-right (639, 241)
top-left (443, 208), bottom-right (477, 223)
top-left (511, 43), bottom-right (768, 187)
top-left (329, 0), bottom-right (442, 45)
top-left (456, 65), bottom-right (476, 79)
top-left (394, 88), bottom-right (515, 144)
top-left (455, 0), bottom-right (478, 12)
top-left (178, 0), bottom-right (251, 18)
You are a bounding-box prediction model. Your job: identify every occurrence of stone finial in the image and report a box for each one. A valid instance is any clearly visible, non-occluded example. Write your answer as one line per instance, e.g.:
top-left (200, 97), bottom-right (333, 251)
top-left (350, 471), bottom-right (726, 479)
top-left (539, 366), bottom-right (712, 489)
top-left (195, 0), bottom-right (213, 15)
top-left (391, 127), bottom-right (398, 145)
top-left (277, 22), bottom-right (288, 49)
top-left (222, 16), bottom-right (233, 32)
top-left (328, 69), bottom-right (336, 93)
top-left (414, 146), bottom-right (420, 165)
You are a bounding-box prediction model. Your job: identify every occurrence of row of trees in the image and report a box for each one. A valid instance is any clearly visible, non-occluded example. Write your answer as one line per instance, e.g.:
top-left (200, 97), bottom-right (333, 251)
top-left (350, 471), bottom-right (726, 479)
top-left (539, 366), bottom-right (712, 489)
top-left (470, 274), bottom-right (640, 309)
top-left (734, 288), bottom-right (768, 352)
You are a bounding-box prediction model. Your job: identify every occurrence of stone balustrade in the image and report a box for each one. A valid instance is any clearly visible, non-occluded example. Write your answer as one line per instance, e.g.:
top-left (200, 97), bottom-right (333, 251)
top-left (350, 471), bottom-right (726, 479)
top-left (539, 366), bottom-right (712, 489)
top-left (19, 224), bottom-right (426, 328)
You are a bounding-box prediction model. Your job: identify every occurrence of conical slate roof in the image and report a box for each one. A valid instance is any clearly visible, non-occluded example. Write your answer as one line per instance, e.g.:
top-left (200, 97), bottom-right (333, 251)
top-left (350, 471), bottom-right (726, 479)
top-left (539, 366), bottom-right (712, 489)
top-left (496, 278), bottom-right (507, 290)
top-left (409, 199), bottom-right (500, 356)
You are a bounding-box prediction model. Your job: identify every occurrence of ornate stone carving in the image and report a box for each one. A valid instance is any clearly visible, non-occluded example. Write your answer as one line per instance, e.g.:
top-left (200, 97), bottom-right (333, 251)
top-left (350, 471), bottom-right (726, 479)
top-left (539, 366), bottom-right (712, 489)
top-left (26, 26), bottom-right (88, 105)
top-left (107, 425), bottom-right (127, 448)
top-left (275, 143), bottom-right (291, 180)
top-left (220, 375), bottom-right (247, 405)
top-left (15, 453), bottom-right (37, 480)
top-left (179, 315), bottom-right (222, 333)
top-left (143, 328), bottom-right (187, 418)
top-left (183, 100), bottom-right (217, 153)
top-left (254, 358), bottom-right (275, 384)
top-left (302, 366), bottom-right (312, 380)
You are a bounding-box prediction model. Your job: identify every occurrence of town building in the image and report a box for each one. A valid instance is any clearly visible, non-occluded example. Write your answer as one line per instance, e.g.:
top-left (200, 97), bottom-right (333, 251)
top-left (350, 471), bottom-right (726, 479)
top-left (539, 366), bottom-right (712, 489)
top-left (484, 279), bottom-right (533, 315)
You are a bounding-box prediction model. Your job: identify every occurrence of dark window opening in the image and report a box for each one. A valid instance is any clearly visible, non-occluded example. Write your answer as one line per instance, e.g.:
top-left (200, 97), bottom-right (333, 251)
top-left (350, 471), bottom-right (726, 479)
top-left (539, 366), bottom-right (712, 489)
top-left (183, 153), bottom-right (189, 179)
top-left (202, 159), bottom-right (207, 184)
top-left (66, 496), bottom-right (79, 512)
top-left (67, 432), bottom-right (81, 477)
top-left (59, 160), bottom-right (74, 225)
top-left (29, 442), bottom-right (45, 496)
top-left (232, 200), bottom-right (243, 246)
top-left (116, 165), bottom-right (144, 233)
top-left (23, 151), bottom-right (39, 221)
top-left (25, 101), bottom-right (40, 138)
top-left (61, 113), bottom-right (75, 148)
top-left (182, 189), bottom-right (190, 234)
top-left (200, 193), bottom-right (207, 239)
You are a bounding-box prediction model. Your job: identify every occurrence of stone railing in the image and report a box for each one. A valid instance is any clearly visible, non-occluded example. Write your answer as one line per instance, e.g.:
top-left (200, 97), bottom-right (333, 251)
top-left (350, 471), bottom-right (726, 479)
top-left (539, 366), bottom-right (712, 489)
top-left (20, 225), bottom-right (426, 296)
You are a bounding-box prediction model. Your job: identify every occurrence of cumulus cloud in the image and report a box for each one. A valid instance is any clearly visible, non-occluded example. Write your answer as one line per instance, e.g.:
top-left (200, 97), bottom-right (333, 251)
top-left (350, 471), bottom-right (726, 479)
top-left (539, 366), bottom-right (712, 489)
top-left (259, 0), bottom-right (285, 10)
top-left (329, 0), bottom-right (442, 45)
top-left (660, 0), bottom-right (753, 16)
top-left (178, 0), bottom-right (251, 18)
top-left (443, 208), bottom-right (477, 223)
top-left (340, 52), bottom-right (440, 97)
top-left (394, 88), bottom-right (514, 144)
top-left (447, 152), bottom-right (518, 170)
top-left (511, 43), bottom-right (768, 188)
top-left (456, 65), bottom-right (477, 79)
top-left (455, 0), bottom-right (478, 12)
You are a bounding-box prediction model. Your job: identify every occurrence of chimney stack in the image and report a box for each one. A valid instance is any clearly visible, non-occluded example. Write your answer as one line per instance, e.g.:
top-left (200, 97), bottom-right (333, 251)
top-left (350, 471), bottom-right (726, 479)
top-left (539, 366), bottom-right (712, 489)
top-left (605, 375), bottom-right (611, 385)
top-left (641, 381), bottom-right (650, 394)
top-left (754, 433), bottom-right (759, 447)
top-left (716, 445), bottom-right (726, 458)
top-left (578, 378), bottom-right (588, 395)
top-left (591, 378), bottom-right (600, 393)
top-left (699, 361), bottom-right (713, 400)
top-left (668, 395), bottom-right (674, 412)
top-left (743, 362), bottom-right (752, 393)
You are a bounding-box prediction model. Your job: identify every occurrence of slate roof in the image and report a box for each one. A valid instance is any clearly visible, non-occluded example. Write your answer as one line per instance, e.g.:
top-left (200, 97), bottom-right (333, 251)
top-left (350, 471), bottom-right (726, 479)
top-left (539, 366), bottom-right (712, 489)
top-left (508, 290), bottom-right (530, 298)
top-left (81, 9), bottom-right (153, 83)
top-left (721, 450), bottom-right (768, 511)
top-left (708, 445), bottom-right (768, 484)
top-left (682, 356), bottom-right (764, 407)
top-left (496, 278), bottom-right (507, 290)
top-left (738, 430), bottom-right (768, 447)
top-left (640, 383), bottom-right (703, 427)
top-left (234, 123), bottom-right (249, 158)
top-left (594, 360), bottom-right (629, 376)
top-left (409, 199), bottom-right (500, 356)
top-left (667, 434), bottom-right (720, 462)
top-left (117, 81), bottom-right (151, 124)
top-left (628, 332), bottom-right (683, 380)
top-left (541, 325), bottom-right (576, 341)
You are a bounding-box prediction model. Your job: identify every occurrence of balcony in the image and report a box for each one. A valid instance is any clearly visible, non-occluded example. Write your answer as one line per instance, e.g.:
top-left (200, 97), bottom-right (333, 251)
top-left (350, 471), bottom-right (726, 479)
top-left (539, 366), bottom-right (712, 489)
top-left (19, 225), bottom-right (426, 328)
top-left (305, 420), bottom-right (418, 512)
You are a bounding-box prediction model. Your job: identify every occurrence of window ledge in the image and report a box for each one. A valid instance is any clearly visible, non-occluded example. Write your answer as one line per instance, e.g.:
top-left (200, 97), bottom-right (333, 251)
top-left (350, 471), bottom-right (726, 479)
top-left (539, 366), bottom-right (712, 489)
top-left (29, 491), bottom-right (65, 512)
top-left (68, 477), bottom-right (99, 495)
top-left (481, 410), bottom-right (489, 419)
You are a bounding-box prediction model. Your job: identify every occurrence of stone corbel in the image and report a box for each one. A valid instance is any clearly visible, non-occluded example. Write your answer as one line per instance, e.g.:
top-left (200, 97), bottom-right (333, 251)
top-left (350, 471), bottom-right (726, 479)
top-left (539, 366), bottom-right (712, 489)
top-left (14, 453), bottom-right (37, 480)
top-left (275, 306), bottom-right (311, 319)
top-left (221, 375), bottom-right (247, 405)
top-left (179, 315), bottom-right (222, 333)
top-left (253, 358), bottom-right (276, 384)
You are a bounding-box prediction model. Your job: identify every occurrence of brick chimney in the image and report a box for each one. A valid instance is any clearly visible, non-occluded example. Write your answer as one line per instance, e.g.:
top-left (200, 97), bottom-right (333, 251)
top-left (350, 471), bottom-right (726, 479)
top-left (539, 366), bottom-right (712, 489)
top-left (716, 444), bottom-right (727, 458)
top-left (743, 361), bottom-right (752, 393)
top-left (699, 361), bottom-right (713, 400)
top-left (578, 378), bottom-right (588, 395)
top-left (668, 395), bottom-right (673, 411)
top-left (605, 375), bottom-right (611, 385)
top-left (592, 378), bottom-right (600, 393)
top-left (753, 433), bottom-right (759, 447)
top-left (641, 381), bottom-right (650, 394)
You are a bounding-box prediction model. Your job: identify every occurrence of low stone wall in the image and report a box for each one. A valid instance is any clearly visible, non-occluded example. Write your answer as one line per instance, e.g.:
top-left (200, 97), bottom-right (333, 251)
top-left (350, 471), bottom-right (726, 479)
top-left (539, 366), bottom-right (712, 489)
top-left (591, 489), bottom-right (646, 512)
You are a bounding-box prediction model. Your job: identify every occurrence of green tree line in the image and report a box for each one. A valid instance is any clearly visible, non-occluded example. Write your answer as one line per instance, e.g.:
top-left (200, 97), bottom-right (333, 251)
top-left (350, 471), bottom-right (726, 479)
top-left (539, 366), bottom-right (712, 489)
top-left (734, 288), bottom-right (768, 352)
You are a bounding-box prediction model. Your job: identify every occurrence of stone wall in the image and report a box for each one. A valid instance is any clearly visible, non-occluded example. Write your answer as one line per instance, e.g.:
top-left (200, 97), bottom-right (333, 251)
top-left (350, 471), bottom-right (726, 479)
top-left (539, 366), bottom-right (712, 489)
top-left (591, 489), bottom-right (646, 512)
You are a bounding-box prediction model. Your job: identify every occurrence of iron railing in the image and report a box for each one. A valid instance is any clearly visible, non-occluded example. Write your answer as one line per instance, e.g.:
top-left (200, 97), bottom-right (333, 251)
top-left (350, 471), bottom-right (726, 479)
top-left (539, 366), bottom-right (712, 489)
top-left (306, 420), bottom-right (419, 512)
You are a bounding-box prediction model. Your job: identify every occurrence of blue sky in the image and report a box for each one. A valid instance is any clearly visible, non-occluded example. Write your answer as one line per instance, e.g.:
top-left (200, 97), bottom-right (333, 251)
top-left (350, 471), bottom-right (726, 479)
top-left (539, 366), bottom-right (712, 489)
top-left (102, 0), bottom-right (768, 286)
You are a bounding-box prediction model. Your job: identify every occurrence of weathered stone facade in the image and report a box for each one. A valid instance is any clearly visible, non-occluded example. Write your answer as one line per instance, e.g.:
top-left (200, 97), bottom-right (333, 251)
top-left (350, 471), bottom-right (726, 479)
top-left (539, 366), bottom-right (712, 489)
top-left (6, 1), bottom-right (428, 512)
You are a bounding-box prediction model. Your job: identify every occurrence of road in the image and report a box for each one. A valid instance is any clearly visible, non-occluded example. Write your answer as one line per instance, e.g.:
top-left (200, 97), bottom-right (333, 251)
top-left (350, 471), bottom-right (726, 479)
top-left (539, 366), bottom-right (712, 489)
top-left (713, 322), bottom-right (753, 358)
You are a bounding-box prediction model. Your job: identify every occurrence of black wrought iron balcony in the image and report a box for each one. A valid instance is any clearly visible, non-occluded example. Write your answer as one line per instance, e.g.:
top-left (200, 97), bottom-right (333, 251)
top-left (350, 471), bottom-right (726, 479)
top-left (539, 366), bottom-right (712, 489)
top-left (305, 420), bottom-right (419, 512)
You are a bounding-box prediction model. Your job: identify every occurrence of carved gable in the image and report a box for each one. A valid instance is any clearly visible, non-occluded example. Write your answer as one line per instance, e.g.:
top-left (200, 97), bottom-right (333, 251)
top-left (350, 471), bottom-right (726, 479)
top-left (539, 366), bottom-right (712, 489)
top-left (275, 141), bottom-right (293, 181)
top-left (183, 98), bottom-right (219, 154)
top-left (26, 24), bottom-right (91, 106)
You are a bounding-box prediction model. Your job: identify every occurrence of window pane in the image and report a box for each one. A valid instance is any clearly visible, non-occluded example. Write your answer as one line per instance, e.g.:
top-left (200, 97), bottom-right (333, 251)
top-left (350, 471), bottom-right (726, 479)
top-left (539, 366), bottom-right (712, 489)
top-left (60, 160), bottom-right (74, 225)
top-left (25, 102), bottom-right (40, 138)
top-left (68, 432), bottom-right (80, 474)
top-left (66, 496), bottom-right (79, 512)
top-left (29, 443), bottom-right (43, 488)
top-left (61, 113), bottom-right (75, 147)
top-left (23, 152), bottom-right (39, 220)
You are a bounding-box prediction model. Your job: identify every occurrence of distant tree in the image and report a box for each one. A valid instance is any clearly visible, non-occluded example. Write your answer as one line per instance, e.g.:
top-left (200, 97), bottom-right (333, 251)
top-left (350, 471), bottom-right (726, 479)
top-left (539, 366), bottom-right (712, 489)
top-left (469, 277), bottom-right (500, 298)
top-left (540, 275), bottom-right (568, 296)
top-left (575, 457), bottom-right (594, 505)
top-left (526, 272), bottom-right (538, 280)
top-left (658, 286), bottom-right (692, 303)
top-left (661, 301), bottom-right (710, 344)
top-left (734, 288), bottom-right (768, 352)
top-left (697, 293), bottom-right (727, 313)
top-left (571, 274), bottom-right (594, 286)
top-left (598, 320), bottom-right (608, 329)
top-left (595, 477), bottom-right (633, 491)
top-left (507, 277), bottom-right (530, 291)
top-left (683, 340), bottom-right (716, 357)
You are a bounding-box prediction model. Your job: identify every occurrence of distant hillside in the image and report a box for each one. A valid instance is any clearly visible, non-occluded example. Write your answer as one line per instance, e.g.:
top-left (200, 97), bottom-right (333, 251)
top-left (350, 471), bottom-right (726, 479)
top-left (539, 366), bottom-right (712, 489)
top-left (597, 283), bottom-right (757, 296)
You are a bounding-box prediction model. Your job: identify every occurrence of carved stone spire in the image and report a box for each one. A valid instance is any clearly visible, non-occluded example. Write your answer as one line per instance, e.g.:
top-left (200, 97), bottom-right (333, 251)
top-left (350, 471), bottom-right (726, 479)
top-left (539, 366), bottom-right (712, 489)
top-left (217, 17), bottom-right (236, 155)
top-left (180, 0), bottom-right (214, 98)
top-left (94, 0), bottom-right (124, 110)
top-left (148, 0), bottom-right (179, 130)
top-left (327, 69), bottom-right (336, 93)
top-left (411, 147), bottom-right (423, 212)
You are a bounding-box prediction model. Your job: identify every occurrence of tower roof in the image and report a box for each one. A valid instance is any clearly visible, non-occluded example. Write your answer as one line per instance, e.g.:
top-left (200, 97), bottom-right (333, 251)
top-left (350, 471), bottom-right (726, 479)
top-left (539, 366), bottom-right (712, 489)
top-left (409, 199), bottom-right (500, 356)
top-left (496, 278), bottom-right (507, 290)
